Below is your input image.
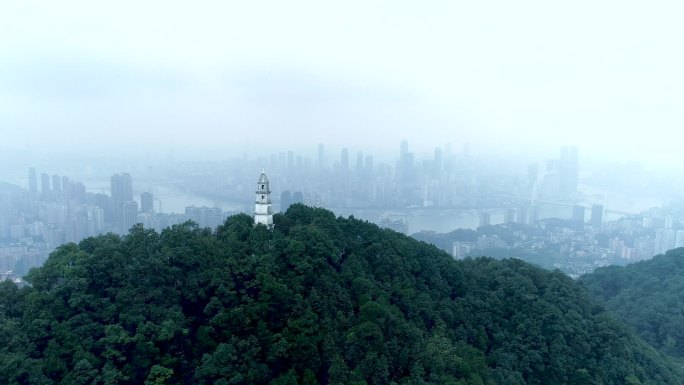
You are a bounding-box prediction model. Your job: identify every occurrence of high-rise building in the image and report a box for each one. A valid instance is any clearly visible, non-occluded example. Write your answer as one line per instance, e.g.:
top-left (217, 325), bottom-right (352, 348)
top-left (591, 205), bottom-right (604, 227)
top-left (280, 190), bottom-right (292, 212)
top-left (40, 173), bottom-right (50, 194)
top-left (341, 148), bottom-right (349, 169)
top-left (355, 151), bottom-right (364, 175)
top-left (296, 155), bottom-right (304, 172)
top-left (122, 201), bottom-right (138, 233)
top-left (433, 147), bottom-right (443, 178)
top-left (559, 146), bottom-right (579, 194)
top-left (397, 141), bottom-right (415, 185)
top-left (141, 192), bottom-right (154, 213)
top-left (529, 206), bottom-right (540, 224)
top-left (479, 212), bottom-right (491, 227)
top-left (278, 152), bottom-right (286, 170)
top-left (572, 205), bottom-right (586, 224)
top-left (317, 143), bottom-right (325, 168)
top-left (254, 171), bottom-right (273, 227)
top-left (642, 215), bottom-right (653, 228)
top-left (52, 175), bottom-right (62, 192)
top-left (655, 229), bottom-right (677, 255)
top-left (516, 206), bottom-right (528, 225)
top-left (364, 155), bottom-right (374, 176)
top-left (61, 176), bottom-right (70, 194)
top-left (111, 173), bottom-right (133, 231)
top-left (86, 206), bottom-right (105, 236)
top-left (292, 191), bottom-right (304, 205)
top-left (28, 168), bottom-right (37, 193)
top-left (287, 151), bottom-right (294, 171)
top-left (527, 163), bottom-right (538, 193)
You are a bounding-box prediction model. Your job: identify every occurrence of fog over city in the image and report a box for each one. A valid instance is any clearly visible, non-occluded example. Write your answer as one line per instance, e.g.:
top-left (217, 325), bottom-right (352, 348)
top-left (2, 1), bottom-right (684, 166)
top-left (3, 1), bottom-right (684, 278)
top-left (9, 4), bottom-right (684, 384)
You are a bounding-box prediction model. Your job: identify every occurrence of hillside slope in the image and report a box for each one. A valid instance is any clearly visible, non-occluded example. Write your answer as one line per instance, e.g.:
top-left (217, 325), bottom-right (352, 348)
top-left (581, 247), bottom-right (684, 360)
top-left (0, 205), bottom-right (679, 385)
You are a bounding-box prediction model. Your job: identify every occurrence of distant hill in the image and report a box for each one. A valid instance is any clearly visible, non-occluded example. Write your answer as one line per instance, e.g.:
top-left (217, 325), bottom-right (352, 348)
top-left (580, 248), bottom-right (684, 360)
top-left (0, 204), bottom-right (680, 384)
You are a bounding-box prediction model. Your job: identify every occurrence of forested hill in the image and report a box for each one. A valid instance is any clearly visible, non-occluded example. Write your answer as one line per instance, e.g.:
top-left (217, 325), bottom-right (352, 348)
top-left (0, 205), bottom-right (680, 385)
top-left (580, 247), bottom-right (684, 360)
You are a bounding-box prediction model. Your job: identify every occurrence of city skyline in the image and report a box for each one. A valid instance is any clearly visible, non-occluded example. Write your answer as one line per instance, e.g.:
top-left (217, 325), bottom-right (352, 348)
top-left (2, 141), bottom-right (668, 216)
top-left (0, 153), bottom-right (681, 279)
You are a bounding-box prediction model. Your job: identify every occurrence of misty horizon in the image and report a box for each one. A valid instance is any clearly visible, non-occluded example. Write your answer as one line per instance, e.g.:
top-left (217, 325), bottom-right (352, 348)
top-left (3, 1), bottom-right (684, 170)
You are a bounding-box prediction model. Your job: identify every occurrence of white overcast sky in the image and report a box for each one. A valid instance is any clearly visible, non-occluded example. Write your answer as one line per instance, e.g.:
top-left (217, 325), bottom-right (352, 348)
top-left (1, 0), bottom-right (683, 166)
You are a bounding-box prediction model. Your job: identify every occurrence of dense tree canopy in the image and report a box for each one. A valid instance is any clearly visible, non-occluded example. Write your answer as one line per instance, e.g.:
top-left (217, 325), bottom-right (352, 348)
top-left (0, 204), bottom-right (680, 384)
top-left (580, 247), bottom-right (684, 360)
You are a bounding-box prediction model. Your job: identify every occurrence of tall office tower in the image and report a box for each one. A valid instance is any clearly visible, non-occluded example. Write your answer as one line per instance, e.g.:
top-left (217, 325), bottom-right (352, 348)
top-left (287, 151), bottom-right (294, 171)
top-left (355, 151), bottom-right (364, 175)
top-left (41, 173), bottom-right (50, 194)
top-left (28, 168), bottom-right (37, 193)
top-left (111, 173), bottom-right (133, 202)
top-left (141, 192), bottom-right (154, 213)
top-left (111, 173), bottom-right (133, 229)
top-left (591, 204), bottom-right (604, 227)
top-left (71, 182), bottom-right (86, 202)
top-left (292, 191), bottom-right (304, 205)
top-left (364, 155), bottom-right (374, 175)
top-left (52, 175), bottom-right (62, 192)
top-left (61, 176), bottom-right (70, 195)
top-left (516, 206), bottom-right (528, 225)
top-left (433, 147), bottom-right (443, 178)
top-left (277, 152), bottom-right (285, 170)
top-left (572, 205), bottom-right (586, 224)
top-left (317, 143), bottom-right (325, 168)
top-left (121, 200), bottom-right (139, 233)
top-left (559, 146), bottom-right (579, 194)
top-left (479, 212), bottom-right (491, 227)
top-left (341, 148), bottom-right (349, 169)
top-left (280, 190), bottom-right (292, 212)
top-left (397, 141), bottom-right (415, 184)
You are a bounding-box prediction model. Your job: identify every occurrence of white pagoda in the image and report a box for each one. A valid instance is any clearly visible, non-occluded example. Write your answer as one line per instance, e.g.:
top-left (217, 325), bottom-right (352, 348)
top-left (254, 171), bottom-right (273, 227)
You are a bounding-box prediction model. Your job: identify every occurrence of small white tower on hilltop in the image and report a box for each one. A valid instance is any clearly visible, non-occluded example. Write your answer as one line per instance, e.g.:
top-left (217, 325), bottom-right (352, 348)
top-left (254, 171), bottom-right (273, 227)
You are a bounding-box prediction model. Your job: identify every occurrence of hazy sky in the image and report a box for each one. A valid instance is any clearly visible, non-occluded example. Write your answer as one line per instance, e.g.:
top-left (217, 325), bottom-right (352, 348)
top-left (2, 1), bottom-right (683, 167)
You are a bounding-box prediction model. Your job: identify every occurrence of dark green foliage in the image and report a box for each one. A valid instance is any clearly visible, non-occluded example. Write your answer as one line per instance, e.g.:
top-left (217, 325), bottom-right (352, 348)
top-left (0, 205), bottom-right (680, 384)
top-left (581, 247), bottom-right (684, 360)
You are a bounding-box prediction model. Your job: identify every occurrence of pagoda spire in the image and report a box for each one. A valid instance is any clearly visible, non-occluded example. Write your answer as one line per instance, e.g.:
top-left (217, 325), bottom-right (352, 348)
top-left (254, 171), bottom-right (273, 227)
